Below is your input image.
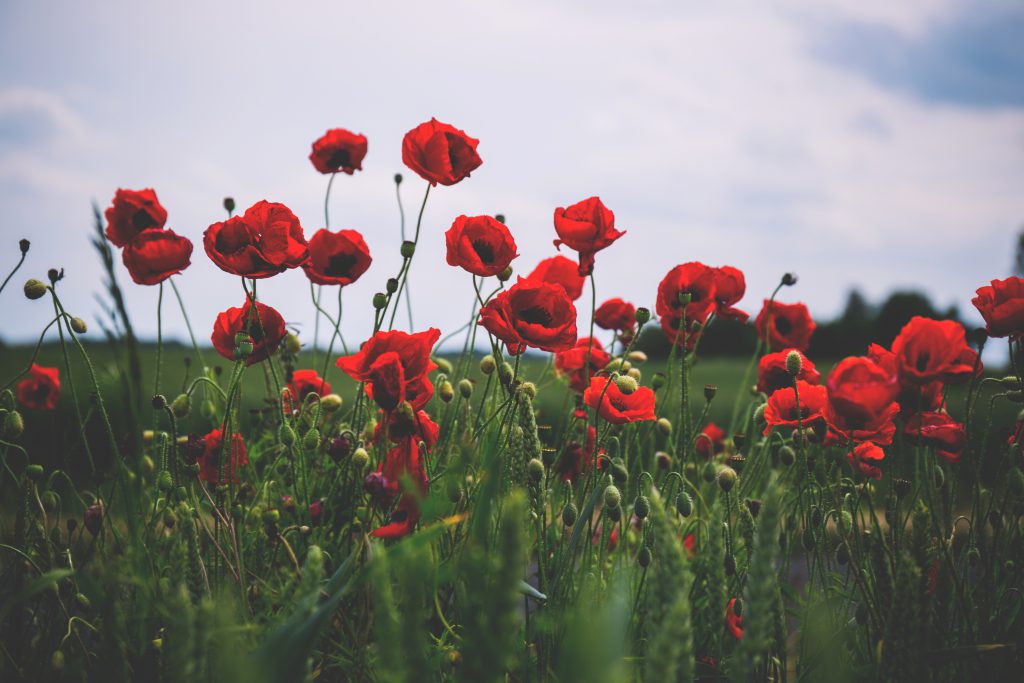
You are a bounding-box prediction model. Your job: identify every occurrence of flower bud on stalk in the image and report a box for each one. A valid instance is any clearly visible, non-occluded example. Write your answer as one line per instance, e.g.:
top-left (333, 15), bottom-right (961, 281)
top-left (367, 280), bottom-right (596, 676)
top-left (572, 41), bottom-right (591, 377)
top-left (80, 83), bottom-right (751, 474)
top-left (400, 240), bottom-right (416, 258)
top-left (321, 394), bottom-right (343, 412)
top-left (373, 292), bottom-right (388, 309)
top-left (439, 380), bottom-right (455, 403)
top-left (480, 355), bottom-right (496, 375)
top-left (24, 278), bottom-right (48, 300)
top-left (458, 379), bottom-right (474, 399)
top-left (171, 394), bottom-right (190, 417)
top-left (386, 278), bottom-right (399, 294)
top-left (603, 485), bottom-right (622, 510)
top-left (786, 350), bottom-right (803, 378)
top-left (70, 317), bottom-right (88, 334)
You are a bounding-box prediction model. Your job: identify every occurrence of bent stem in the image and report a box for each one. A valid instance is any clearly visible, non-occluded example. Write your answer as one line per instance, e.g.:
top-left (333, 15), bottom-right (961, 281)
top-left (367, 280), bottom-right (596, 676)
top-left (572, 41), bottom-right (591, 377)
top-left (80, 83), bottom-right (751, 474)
top-left (387, 184), bottom-right (430, 330)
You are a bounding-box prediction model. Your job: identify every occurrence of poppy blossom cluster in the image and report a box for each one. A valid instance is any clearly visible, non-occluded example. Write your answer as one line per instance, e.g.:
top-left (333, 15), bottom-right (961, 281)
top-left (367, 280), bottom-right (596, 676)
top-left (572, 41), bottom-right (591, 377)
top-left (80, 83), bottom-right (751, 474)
top-left (204, 200), bottom-right (310, 279)
top-left (104, 188), bottom-right (193, 285)
top-left (656, 262), bottom-right (749, 350)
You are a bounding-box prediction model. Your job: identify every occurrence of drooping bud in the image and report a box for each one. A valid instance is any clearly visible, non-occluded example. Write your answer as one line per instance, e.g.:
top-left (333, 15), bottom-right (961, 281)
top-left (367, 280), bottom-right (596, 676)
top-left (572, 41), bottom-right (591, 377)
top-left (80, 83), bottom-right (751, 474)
top-left (170, 394), bottom-right (190, 418)
top-left (433, 357), bottom-right (453, 375)
top-left (458, 379), bottom-right (474, 399)
top-left (498, 265), bottom-right (513, 282)
top-left (634, 495), bottom-right (650, 519)
top-left (498, 362), bottom-right (514, 385)
top-left (84, 501), bottom-right (105, 536)
top-left (70, 317), bottom-right (88, 334)
top-left (717, 467), bottom-right (738, 493)
top-left (303, 428), bottom-right (321, 451)
top-left (603, 484), bottom-right (622, 510)
top-left (157, 470), bottom-right (173, 492)
top-left (676, 492), bottom-right (693, 517)
top-left (352, 447), bottom-right (370, 470)
top-left (283, 333), bottom-right (302, 355)
top-left (651, 372), bottom-right (666, 390)
top-left (279, 423), bottom-right (296, 447)
top-left (786, 350), bottom-right (803, 378)
top-left (24, 278), bottom-right (48, 300)
top-left (753, 404), bottom-right (766, 426)
top-left (562, 502), bottom-right (579, 527)
top-left (655, 451), bottom-right (672, 470)
top-left (638, 546), bottom-right (652, 567)
top-left (779, 445), bottom-right (795, 466)
top-left (439, 380), bottom-right (455, 403)
top-left (480, 354), bottom-right (496, 375)
top-left (3, 410), bottom-right (24, 438)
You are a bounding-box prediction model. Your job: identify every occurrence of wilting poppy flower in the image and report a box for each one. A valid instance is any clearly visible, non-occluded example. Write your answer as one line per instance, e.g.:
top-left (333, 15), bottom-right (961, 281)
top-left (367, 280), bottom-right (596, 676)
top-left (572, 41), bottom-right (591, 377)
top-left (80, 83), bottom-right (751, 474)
top-left (972, 277), bottom-right (1024, 339)
top-left (695, 421), bottom-right (727, 457)
top-left (763, 380), bottom-right (828, 435)
top-left (204, 200), bottom-right (309, 278)
top-left (555, 337), bottom-right (612, 393)
top-left (211, 299), bottom-right (287, 365)
top-left (288, 369), bottom-right (331, 402)
top-left (713, 266), bottom-right (749, 322)
top-left (309, 128), bottom-right (368, 175)
top-left (104, 188), bottom-right (168, 248)
top-left (583, 376), bottom-right (657, 424)
top-left (848, 442), bottom-right (885, 480)
top-left (904, 412), bottom-right (966, 463)
top-left (553, 196), bottom-right (625, 276)
top-left (337, 328), bottom-right (440, 410)
top-left (595, 298), bottom-right (636, 332)
top-left (478, 279), bottom-right (577, 354)
top-left (754, 300), bottom-right (815, 352)
top-left (302, 228), bottom-right (372, 286)
top-left (401, 118), bottom-right (482, 187)
top-left (757, 349), bottom-right (820, 396)
top-left (121, 228), bottom-right (192, 285)
top-left (195, 428), bottom-right (248, 484)
top-left (445, 215), bottom-right (518, 277)
top-left (524, 255), bottom-right (586, 301)
top-left (726, 599), bottom-right (743, 639)
top-left (891, 317), bottom-right (978, 386)
top-left (17, 364), bottom-right (60, 410)
top-left (824, 356), bottom-right (900, 445)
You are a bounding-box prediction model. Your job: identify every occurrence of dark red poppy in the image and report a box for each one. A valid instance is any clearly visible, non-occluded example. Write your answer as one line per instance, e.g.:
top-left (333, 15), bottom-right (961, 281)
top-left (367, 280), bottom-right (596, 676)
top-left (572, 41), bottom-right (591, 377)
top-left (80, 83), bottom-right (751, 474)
top-left (555, 337), bottom-right (612, 393)
top-left (824, 356), bottom-right (900, 445)
top-left (553, 196), bottom-right (625, 276)
top-left (683, 533), bottom-right (696, 558)
top-left (848, 442), bottom-right (884, 480)
top-left (890, 317), bottom-right (978, 385)
top-left (401, 118), bottom-right (482, 187)
top-left (695, 421), bottom-right (727, 457)
top-left (583, 376), bottom-right (657, 424)
top-left (754, 300), bottom-right (815, 352)
top-left (104, 188), bottom-right (168, 248)
top-left (726, 599), bottom-right (743, 639)
top-left (195, 428), bottom-right (248, 484)
top-left (121, 228), bottom-right (192, 285)
top-left (371, 438), bottom-right (430, 539)
top-left (903, 412), bottom-right (966, 463)
top-left (211, 299), bottom-right (287, 365)
top-left (445, 215), bottom-right (518, 277)
top-left (17, 364), bottom-right (60, 410)
top-left (757, 348), bottom-right (820, 396)
top-left (309, 128), bottom-right (368, 175)
top-left (302, 228), bottom-right (372, 286)
top-left (555, 423), bottom-right (596, 482)
top-left (204, 200), bottom-right (309, 279)
top-left (288, 369), bottom-right (331, 402)
top-left (478, 279), bottom-right (577, 354)
top-left (523, 256), bottom-right (586, 301)
top-left (867, 343), bottom-right (945, 414)
top-left (763, 380), bottom-right (828, 435)
top-left (595, 298), bottom-right (636, 332)
top-left (376, 408), bottom-right (440, 451)
top-left (336, 328), bottom-right (440, 410)
top-left (713, 266), bottom-right (749, 322)
top-left (972, 277), bottom-right (1024, 339)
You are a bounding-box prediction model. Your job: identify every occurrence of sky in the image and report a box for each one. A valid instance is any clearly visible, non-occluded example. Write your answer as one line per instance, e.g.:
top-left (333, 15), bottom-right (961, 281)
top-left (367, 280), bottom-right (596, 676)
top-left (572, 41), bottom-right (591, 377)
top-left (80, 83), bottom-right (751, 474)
top-left (1, 1), bottom-right (1022, 360)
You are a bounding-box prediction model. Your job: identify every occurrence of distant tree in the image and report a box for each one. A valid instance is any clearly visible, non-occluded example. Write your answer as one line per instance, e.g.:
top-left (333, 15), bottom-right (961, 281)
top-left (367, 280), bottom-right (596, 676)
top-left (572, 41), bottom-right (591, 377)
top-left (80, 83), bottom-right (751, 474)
top-left (871, 291), bottom-right (954, 347)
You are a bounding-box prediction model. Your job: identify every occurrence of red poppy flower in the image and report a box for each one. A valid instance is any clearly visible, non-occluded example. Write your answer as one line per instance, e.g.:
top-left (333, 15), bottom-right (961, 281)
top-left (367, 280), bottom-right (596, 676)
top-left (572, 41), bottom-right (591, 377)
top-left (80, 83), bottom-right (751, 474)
top-left (195, 428), bottom-right (248, 484)
top-left (848, 442), bottom-right (885, 480)
top-left (555, 423), bottom-right (596, 482)
top-left (121, 228), bottom-right (192, 285)
top-left (204, 200), bottom-right (309, 279)
top-left (288, 369), bottom-right (331, 402)
top-left (375, 409), bottom-right (440, 451)
top-left (401, 118), bottom-right (482, 187)
top-left (657, 262), bottom-right (718, 324)
top-left (302, 228), bottom-right (372, 286)
top-left (890, 317), bottom-right (978, 386)
top-left (371, 438), bottom-right (430, 539)
top-left (583, 376), bottom-right (657, 424)
top-left (903, 412), bottom-right (966, 463)
top-left (478, 279), bottom-right (577, 354)
top-left (695, 421), bottom-right (727, 457)
top-left (592, 523), bottom-right (620, 551)
top-left (104, 188), bottom-right (168, 248)
top-left (445, 215), bottom-right (518, 277)
top-left (683, 533), bottom-right (696, 558)
top-left (336, 328), bottom-right (440, 410)
top-left (211, 299), bottom-right (287, 365)
top-left (824, 356), bottom-right (900, 445)
top-left (763, 380), bottom-right (828, 435)
top-left (754, 300), bottom-right (815, 352)
top-left (309, 128), bottom-right (368, 175)
top-left (757, 349), bottom-right (820, 396)
top-left (867, 343), bottom-right (945, 414)
top-left (726, 599), bottom-right (743, 639)
top-left (523, 256), bottom-right (586, 301)
top-left (17, 364), bottom-right (60, 410)
top-left (555, 337), bottom-right (612, 393)
top-left (595, 298), bottom-right (636, 332)
top-left (973, 277), bottom-right (1024, 339)
top-left (713, 266), bottom-right (748, 322)
top-left (553, 196), bottom-right (625, 276)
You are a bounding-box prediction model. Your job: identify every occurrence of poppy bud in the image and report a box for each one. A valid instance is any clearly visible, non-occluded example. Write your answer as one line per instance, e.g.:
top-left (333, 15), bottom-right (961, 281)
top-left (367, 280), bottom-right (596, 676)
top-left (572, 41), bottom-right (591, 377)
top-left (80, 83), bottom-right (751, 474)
top-left (603, 485), bottom-right (621, 510)
top-left (84, 501), bottom-right (104, 536)
top-left (279, 423), bottom-right (296, 447)
top-left (321, 394), bottom-right (343, 412)
top-left (894, 478), bottom-right (912, 499)
top-left (494, 213), bottom-right (506, 224)
top-left (386, 277), bottom-right (399, 294)
top-left (835, 542), bottom-right (850, 565)
top-left (781, 272), bottom-right (798, 286)
top-left (717, 467), bottom-right (737, 492)
top-left (19, 238), bottom-right (30, 254)
top-left (283, 333), bottom-right (302, 355)
top-left (458, 379), bottom-right (474, 399)
top-left (70, 317), bottom-right (88, 334)
top-left (151, 394), bottom-right (167, 410)
top-left (157, 470), bottom-right (173, 492)
top-left (676, 492), bottom-right (693, 517)
top-left (656, 418), bottom-right (672, 436)
top-left (223, 197), bottom-right (236, 214)
top-left (498, 265), bottom-right (513, 282)
top-left (612, 462), bottom-right (629, 486)
top-left (651, 372), bottom-right (666, 390)
top-left (394, 173), bottom-right (403, 185)
top-left (634, 495), bottom-right (650, 519)
top-left (41, 490), bottom-right (58, 511)
top-left (838, 510), bottom-right (854, 538)
top-left (400, 240), bottom-right (416, 258)
top-left (655, 451), bottom-right (672, 470)
top-left (615, 375), bottom-right (638, 395)
top-left (24, 278), bottom-right (47, 300)
top-left (786, 350), bottom-right (803, 377)
top-left (262, 508), bottom-right (281, 524)
top-left (373, 292), bottom-right (388, 309)
top-left (779, 445), bottom-right (795, 466)
top-left (635, 307), bottom-right (651, 326)
top-left (627, 350), bottom-right (648, 364)
top-left (498, 362), bottom-right (514, 385)
top-left (627, 368), bottom-right (642, 383)
top-left (562, 502), bottom-right (579, 527)
top-left (607, 505), bottom-right (622, 522)
top-left (638, 546), bottom-right (652, 567)
top-left (171, 394), bottom-right (190, 418)
top-left (3, 410), bottom-right (24, 438)
top-left (1000, 376), bottom-right (1021, 388)
top-left (303, 428), bottom-right (321, 451)
top-left (801, 527), bottom-right (816, 551)
top-left (527, 458), bottom-right (545, 483)
top-left (439, 380), bottom-right (455, 403)
top-left (702, 461), bottom-right (717, 482)
top-left (51, 650), bottom-right (65, 672)
top-left (352, 447), bottom-right (370, 470)
top-left (480, 354), bottom-right (496, 375)
top-left (26, 463), bottom-right (44, 479)
top-left (47, 268), bottom-right (62, 284)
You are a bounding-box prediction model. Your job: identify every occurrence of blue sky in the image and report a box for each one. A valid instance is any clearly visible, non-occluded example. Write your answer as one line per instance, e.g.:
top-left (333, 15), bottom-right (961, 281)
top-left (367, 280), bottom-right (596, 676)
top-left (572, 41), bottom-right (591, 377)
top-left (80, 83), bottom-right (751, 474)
top-left (0, 1), bottom-right (1021, 362)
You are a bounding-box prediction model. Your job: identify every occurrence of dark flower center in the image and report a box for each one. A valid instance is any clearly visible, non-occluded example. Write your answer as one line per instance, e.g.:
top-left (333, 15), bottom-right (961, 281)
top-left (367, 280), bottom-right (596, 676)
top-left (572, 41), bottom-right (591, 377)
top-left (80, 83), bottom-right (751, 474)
top-left (915, 353), bottom-right (930, 372)
top-left (520, 306), bottom-right (553, 327)
top-left (30, 382), bottom-right (50, 402)
top-left (327, 148), bottom-right (352, 170)
top-left (325, 252), bottom-right (358, 278)
top-left (471, 239), bottom-right (495, 264)
top-left (132, 209), bottom-right (158, 231)
top-left (774, 316), bottom-right (792, 335)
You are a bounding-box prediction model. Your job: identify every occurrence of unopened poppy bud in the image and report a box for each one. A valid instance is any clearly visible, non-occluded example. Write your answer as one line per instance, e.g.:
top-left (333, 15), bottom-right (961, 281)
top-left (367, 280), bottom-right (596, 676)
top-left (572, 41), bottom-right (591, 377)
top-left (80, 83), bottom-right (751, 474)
top-left (801, 527), bottom-right (816, 551)
top-left (3, 410), bottom-right (24, 438)
top-left (894, 478), bottom-right (912, 499)
top-left (651, 372), bottom-right (666, 390)
top-left (627, 367), bottom-right (642, 382)
top-left (262, 508), bottom-right (280, 525)
top-left (26, 463), bottom-right (44, 479)
top-left (634, 495), bottom-right (650, 519)
top-left (151, 394), bottom-right (167, 410)
top-left (439, 380), bottom-right (455, 403)
top-left (1000, 375), bottom-right (1021, 388)
top-left (562, 502), bottom-right (579, 527)
top-left (498, 362), bottom-right (514, 384)
top-left (779, 445), bottom-right (795, 466)
top-left (627, 350), bottom-right (647, 364)
top-left (321, 393), bottom-right (343, 412)
top-left (433, 356), bottom-right (453, 375)
top-left (223, 197), bottom-right (235, 214)
top-left (603, 484), bottom-right (621, 510)
top-left (718, 467), bottom-right (737, 492)
top-left (24, 278), bottom-right (47, 300)
top-left (781, 272), bottom-right (798, 286)
top-left (786, 350), bottom-right (803, 377)
top-left (51, 650), bottom-right (65, 672)
top-left (279, 423), bottom-right (296, 446)
top-left (458, 379), bottom-right (474, 399)
top-left (480, 354), bottom-right (496, 375)
top-left (201, 400), bottom-right (217, 420)
top-left (372, 292), bottom-right (388, 309)
top-left (170, 394), bottom-right (190, 417)
top-left (835, 542), bottom-right (850, 565)
top-left (527, 458), bottom-right (544, 483)
top-left (352, 447), bottom-right (369, 470)
top-left (157, 470), bottom-right (172, 492)
top-left (655, 451), bottom-right (672, 470)
top-left (607, 505), bottom-right (622, 522)
top-left (84, 501), bottom-right (104, 536)
top-left (838, 510), bottom-right (854, 538)
top-left (612, 462), bottom-right (629, 486)
top-left (656, 417), bottom-right (672, 436)
top-left (70, 317), bottom-right (87, 334)
top-left (498, 265), bottom-right (513, 282)
top-left (615, 375), bottom-right (638, 395)
top-left (394, 173), bottom-right (403, 185)
top-left (386, 277), bottom-right (399, 294)
top-left (638, 546), bottom-right (652, 567)
top-left (303, 428), bottom-right (321, 451)
top-left (752, 404), bottom-right (766, 426)
top-left (400, 240), bottom-right (416, 258)
top-left (635, 307), bottom-right (651, 326)
top-left (676, 492), bottom-right (693, 517)
top-left (519, 381), bottom-right (537, 400)
top-left (284, 333), bottom-right (301, 355)
top-left (19, 238), bottom-right (30, 254)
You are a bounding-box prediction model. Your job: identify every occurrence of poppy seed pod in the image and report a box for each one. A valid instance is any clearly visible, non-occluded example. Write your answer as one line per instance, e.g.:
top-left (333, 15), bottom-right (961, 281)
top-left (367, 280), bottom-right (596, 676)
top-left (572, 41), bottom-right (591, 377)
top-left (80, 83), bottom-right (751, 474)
top-left (704, 384), bottom-right (717, 401)
top-left (223, 197), bottom-right (235, 213)
top-left (458, 379), bottom-right (474, 399)
top-left (635, 307), bottom-right (651, 326)
top-left (779, 445), bottom-right (795, 466)
top-left (24, 278), bottom-right (47, 300)
top-left (717, 467), bottom-right (737, 492)
top-left (603, 484), bottom-right (622, 510)
top-left (394, 173), bottom-right (403, 185)
top-left (786, 350), bottom-right (803, 377)
top-left (373, 292), bottom-right (388, 309)
top-left (19, 238), bottom-right (30, 254)
top-left (894, 478), bottom-right (912, 499)
top-left (400, 240), bottom-right (416, 259)
top-left (151, 394), bottom-right (167, 410)
top-left (480, 354), bottom-right (496, 375)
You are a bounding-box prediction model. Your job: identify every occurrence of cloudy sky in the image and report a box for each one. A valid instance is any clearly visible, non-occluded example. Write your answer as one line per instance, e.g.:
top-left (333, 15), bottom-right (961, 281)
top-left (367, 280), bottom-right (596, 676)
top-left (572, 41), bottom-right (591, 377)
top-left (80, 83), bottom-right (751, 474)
top-left (1, 1), bottom-right (1021, 357)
